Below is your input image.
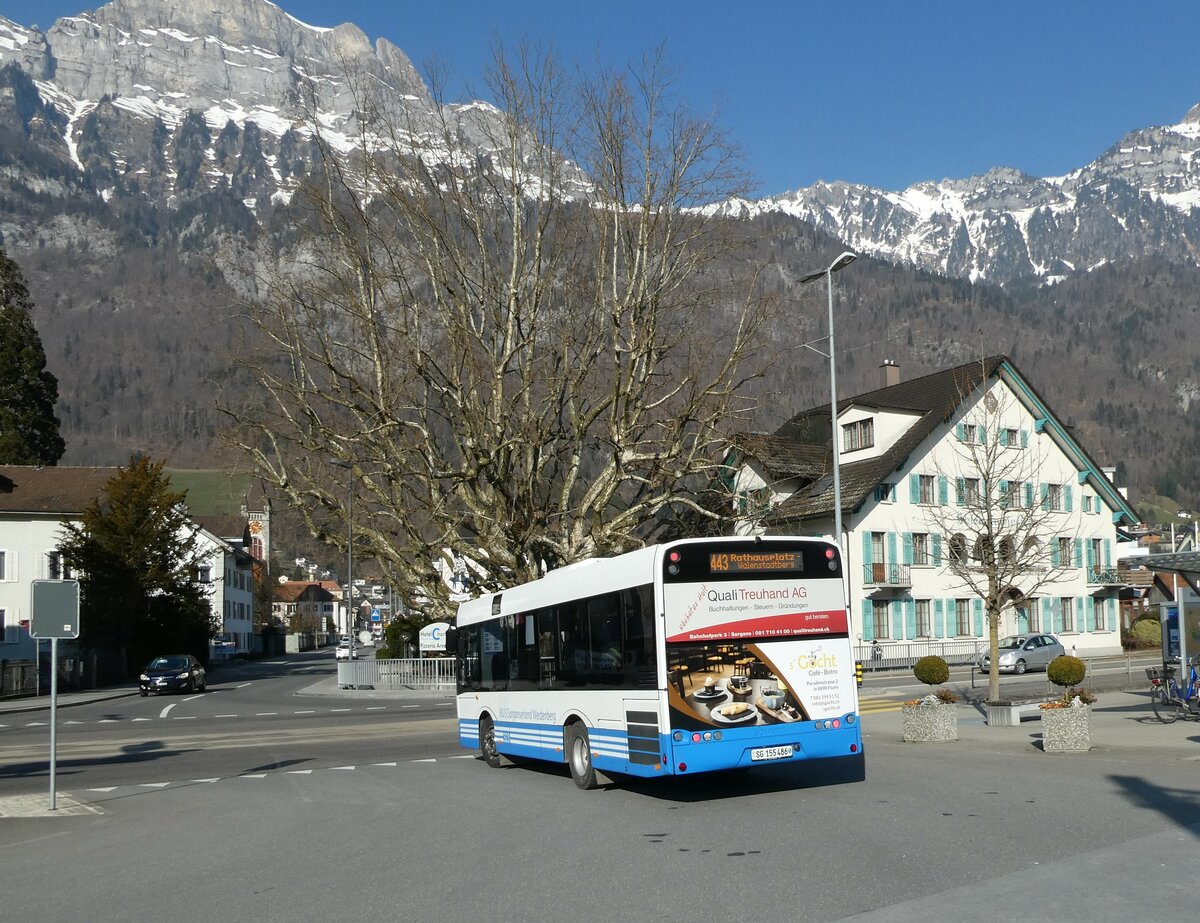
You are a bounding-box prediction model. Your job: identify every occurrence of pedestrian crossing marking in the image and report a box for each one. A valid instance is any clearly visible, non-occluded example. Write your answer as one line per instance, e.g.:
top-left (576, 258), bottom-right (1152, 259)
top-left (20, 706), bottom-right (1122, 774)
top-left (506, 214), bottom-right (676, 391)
top-left (858, 696), bottom-right (902, 714)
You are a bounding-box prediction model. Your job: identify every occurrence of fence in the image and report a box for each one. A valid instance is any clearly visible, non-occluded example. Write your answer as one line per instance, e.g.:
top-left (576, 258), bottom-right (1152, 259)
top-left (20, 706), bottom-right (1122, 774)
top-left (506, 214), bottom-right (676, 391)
top-left (854, 639), bottom-right (983, 671)
top-left (337, 657), bottom-right (455, 690)
top-left (0, 659), bottom-right (38, 698)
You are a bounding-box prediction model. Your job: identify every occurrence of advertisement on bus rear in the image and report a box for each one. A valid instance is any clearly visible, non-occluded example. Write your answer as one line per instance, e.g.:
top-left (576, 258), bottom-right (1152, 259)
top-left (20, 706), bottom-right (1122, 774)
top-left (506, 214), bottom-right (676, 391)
top-left (663, 577), bottom-right (855, 728)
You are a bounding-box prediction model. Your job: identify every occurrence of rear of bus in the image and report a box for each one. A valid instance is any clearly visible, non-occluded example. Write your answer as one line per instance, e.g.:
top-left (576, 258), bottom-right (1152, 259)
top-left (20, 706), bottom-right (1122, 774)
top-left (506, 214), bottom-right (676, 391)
top-left (659, 537), bottom-right (862, 775)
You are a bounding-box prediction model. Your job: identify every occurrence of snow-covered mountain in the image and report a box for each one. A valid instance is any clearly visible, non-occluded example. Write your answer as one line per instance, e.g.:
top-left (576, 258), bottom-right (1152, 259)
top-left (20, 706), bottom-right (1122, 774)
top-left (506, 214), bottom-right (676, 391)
top-left (0, 0), bottom-right (583, 247)
top-left (715, 105), bottom-right (1200, 286)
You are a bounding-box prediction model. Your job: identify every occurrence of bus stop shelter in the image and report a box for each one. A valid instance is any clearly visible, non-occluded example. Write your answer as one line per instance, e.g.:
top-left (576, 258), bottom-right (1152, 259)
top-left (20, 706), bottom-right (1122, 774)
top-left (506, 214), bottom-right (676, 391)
top-left (1139, 551), bottom-right (1200, 663)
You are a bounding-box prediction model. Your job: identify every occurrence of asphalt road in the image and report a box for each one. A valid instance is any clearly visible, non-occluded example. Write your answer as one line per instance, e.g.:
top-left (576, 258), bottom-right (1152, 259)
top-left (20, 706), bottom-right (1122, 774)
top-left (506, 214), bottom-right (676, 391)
top-left (1, 651), bottom-right (1196, 922)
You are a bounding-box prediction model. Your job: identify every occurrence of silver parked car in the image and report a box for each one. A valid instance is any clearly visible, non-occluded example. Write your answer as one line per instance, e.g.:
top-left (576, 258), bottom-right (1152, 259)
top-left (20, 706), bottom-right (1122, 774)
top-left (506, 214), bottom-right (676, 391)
top-left (976, 634), bottom-right (1065, 675)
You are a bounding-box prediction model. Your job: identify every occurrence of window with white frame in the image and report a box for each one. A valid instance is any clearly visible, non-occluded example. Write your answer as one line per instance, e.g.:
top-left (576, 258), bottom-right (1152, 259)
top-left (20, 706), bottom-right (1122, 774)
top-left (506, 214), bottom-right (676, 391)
top-left (916, 599), bottom-right (931, 637)
top-left (1061, 597), bottom-right (1075, 632)
top-left (198, 565), bottom-right (212, 584)
top-left (0, 549), bottom-right (6, 581)
top-left (1026, 599), bottom-right (1040, 632)
top-left (964, 478), bottom-right (982, 506)
top-left (949, 533), bottom-right (968, 564)
top-left (918, 474), bottom-right (935, 504)
top-left (1004, 427), bottom-right (1018, 446)
top-left (912, 533), bottom-right (929, 566)
top-left (1057, 537), bottom-right (1073, 567)
top-left (46, 551), bottom-right (72, 580)
top-left (843, 418), bottom-right (874, 452)
top-left (955, 599), bottom-right (972, 636)
top-left (872, 600), bottom-right (890, 639)
top-left (874, 482), bottom-right (895, 503)
top-left (1047, 483), bottom-right (1063, 511)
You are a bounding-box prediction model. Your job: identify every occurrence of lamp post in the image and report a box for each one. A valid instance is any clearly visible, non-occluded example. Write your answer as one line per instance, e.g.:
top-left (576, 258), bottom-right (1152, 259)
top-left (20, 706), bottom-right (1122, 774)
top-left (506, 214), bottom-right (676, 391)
top-left (329, 460), bottom-right (354, 640)
top-left (798, 251), bottom-right (857, 555)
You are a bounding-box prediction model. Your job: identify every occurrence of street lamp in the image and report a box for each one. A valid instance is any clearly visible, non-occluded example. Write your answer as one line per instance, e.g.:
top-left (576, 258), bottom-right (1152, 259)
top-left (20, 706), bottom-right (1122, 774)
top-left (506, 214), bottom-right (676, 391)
top-left (329, 460), bottom-right (354, 641)
top-left (798, 251), bottom-right (857, 555)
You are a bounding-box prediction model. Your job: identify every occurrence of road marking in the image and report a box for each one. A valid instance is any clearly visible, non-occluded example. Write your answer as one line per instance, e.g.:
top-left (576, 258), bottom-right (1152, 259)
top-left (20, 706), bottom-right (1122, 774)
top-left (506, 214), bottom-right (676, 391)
top-left (435, 702), bottom-right (454, 706)
top-left (286, 769), bottom-right (313, 775)
top-left (191, 778), bottom-right (219, 783)
top-left (373, 761), bottom-right (397, 767)
top-left (99, 719), bottom-right (120, 723)
top-left (450, 755), bottom-right (475, 759)
top-left (140, 783), bottom-right (171, 788)
top-left (331, 708), bottom-right (351, 713)
top-left (64, 720), bottom-right (83, 725)
top-left (331, 765), bottom-right (355, 771)
top-left (183, 694), bottom-right (203, 703)
top-left (295, 710), bottom-right (315, 714)
top-left (366, 706), bottom-right (387, 711)
top-left (215, 714), bottom-right (237, 718)
top-left (87, 787), bottom-right (117, 792)
top-left (255, 712), bottom-right (277, 716)
top-left (412, 759), bottom-right (437, 763)
top-left (173, 716), bottom-right (196, 720)
top-left (159, 703), bottom-right (177, 719)
top-left (240, 774), bottom-right (267, 779)
top-left (236, 682), bottom-right (253, 689)
top-left (26, 721), bottom-right (46, 727)
top-left (401, 705), bottom-right (419, 709)
top-left (133, 717), bottom-right (151, 722)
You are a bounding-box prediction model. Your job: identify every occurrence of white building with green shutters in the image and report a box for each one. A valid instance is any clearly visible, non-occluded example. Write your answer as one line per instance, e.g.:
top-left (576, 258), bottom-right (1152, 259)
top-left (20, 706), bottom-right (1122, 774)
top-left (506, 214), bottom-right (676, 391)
top-left (726, 356), bottom-right (1137, 660)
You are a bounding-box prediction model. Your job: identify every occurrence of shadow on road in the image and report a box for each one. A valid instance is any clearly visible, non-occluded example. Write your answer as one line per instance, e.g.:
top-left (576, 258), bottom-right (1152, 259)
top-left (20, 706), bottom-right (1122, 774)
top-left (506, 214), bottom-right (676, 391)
top-left (1110, 773), bottom-right (1200, 832)
top-left (0, 740), bottom-right (196, 780)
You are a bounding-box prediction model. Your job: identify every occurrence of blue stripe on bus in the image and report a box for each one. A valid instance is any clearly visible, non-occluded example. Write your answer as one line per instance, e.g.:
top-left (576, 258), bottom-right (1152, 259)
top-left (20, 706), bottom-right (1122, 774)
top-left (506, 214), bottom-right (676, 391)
top-left (457, 717), bottom-right (670, 776)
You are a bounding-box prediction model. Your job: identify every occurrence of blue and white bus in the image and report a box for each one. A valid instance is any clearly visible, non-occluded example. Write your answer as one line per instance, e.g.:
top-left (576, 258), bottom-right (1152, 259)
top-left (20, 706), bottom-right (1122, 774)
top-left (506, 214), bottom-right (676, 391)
top-left (452, 536), bottom-right (862, 789)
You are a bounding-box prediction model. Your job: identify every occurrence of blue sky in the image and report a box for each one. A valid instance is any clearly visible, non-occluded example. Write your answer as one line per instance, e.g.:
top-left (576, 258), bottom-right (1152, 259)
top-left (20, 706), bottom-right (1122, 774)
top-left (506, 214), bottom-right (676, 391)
top-left (7, 0), bottom-right (1200, 196)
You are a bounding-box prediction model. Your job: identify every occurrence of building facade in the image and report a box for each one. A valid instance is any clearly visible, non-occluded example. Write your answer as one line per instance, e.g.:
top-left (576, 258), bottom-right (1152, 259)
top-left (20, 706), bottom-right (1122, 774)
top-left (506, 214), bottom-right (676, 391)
top-left (729, 357), bottom-right (1137, 660)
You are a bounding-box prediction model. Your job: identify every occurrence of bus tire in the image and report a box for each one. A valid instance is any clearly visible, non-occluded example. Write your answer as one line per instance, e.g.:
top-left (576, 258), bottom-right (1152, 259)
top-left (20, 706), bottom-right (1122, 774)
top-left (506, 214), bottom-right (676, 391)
top-left (566, 724), bottom-right (598, 790)
top-left (479, 716), bottom-right (502, 768)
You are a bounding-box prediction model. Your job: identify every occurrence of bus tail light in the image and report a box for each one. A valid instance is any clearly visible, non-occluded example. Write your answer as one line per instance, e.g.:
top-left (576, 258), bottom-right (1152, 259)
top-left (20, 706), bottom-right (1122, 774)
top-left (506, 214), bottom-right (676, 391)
top-left (850, 744), bottom-right (858, 753)
top-left (678, 762), bottom-right (687, 772)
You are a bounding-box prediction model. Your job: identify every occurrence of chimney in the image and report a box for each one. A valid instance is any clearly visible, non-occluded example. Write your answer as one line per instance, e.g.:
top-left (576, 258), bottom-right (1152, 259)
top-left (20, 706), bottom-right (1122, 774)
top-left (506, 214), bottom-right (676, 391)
top-left (880, 359), bottom-right (900, 388)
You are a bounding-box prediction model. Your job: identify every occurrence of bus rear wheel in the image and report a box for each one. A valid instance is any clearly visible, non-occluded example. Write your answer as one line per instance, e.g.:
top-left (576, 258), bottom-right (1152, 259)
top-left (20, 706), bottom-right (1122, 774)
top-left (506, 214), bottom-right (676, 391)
top-left (479, 716), bottom-right (502, 768)
top-left (566, 724), bottom-right (598, 790)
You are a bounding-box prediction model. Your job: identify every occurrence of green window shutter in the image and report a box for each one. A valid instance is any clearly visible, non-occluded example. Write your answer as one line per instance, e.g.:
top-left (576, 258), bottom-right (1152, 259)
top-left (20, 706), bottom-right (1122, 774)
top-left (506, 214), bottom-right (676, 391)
top-left (1104, 539), bottom-right (1112, 567)
top-left (862, 530), bottom-right (873, 566)
top-left (934, 599), bottom-right (945, 637)
top-left (1021, 429), bottom-right (1029, 448)
top-left (1086, 597), bottom-right (1095, 632)
top-left (1050, 541), bottom-right (1061, 567)
top-left (999, 429), bottom-right (1008, 447)
top-left (905, 599), bottom-right (917, 639)
top-left (903, 533), bottom-right (914, 565)
top-left (956, 423), bottom-right (965, 441)
top-left (932, 534), bottom-right (943, 566)
top-left (891, 601), bottom-right (904, 640)
top-left (999, 480), bottom-right (1009, 507)
top-left (1076, 598), bottom-right (1084, 632)
top-left (1042, 598), bottom-right (1052, 631)
top-left (910, 474), bottom-right (920, 503)
top-left (887, 532), bottom-right (897, 567)
top-left (977, 425), bottom-right (986, 444)
top-left (956, 477), bottom-right (966, 506)
top-left (1024, 482), bottom-right (1034, 508)
top-left (1040, 483), bottom-right (1049, 511)
top-left (1086, 541), bottom-right (1095, 569)
top-left (862, 600), bottom-right (874, 641)
top-left (938, 476), bottom-right (949, 506)
top-left (972, 598), bottom-right (984, 637)
top-left (1052, 598), bottom-right (1062, 633)
top-left (1064, 485), bottom-right (1073, 512)
top-left (1073, 541), bottom-right (1083, 569)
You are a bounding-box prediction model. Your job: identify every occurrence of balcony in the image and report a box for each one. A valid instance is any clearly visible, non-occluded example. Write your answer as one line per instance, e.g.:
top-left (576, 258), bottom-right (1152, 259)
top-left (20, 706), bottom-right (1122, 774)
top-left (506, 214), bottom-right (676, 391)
top-left (1088, 566), bottom-right (1122, 586)
top-left (862, 562), bottom-right (912, 589)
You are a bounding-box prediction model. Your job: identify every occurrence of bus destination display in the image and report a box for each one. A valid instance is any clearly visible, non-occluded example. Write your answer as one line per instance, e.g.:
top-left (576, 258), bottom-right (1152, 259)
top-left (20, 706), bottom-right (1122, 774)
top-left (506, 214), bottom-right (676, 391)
top-left (708, 550), bottom-right (804, 573)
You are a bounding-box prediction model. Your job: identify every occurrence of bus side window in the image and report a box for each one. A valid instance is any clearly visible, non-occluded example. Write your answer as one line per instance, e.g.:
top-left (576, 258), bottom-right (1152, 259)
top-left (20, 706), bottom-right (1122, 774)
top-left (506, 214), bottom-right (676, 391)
top-left (623, 585), bottom-right (657, 688)
top-left (458, 624), bottom-right (482, 692)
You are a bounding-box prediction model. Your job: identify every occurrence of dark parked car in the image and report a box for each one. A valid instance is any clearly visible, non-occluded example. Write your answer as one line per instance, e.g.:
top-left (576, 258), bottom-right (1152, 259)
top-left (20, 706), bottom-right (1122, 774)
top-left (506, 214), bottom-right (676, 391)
top-left (975, 634), bottom-right (1065, 675)
top-left (139, 654), bottom-right (207, 695)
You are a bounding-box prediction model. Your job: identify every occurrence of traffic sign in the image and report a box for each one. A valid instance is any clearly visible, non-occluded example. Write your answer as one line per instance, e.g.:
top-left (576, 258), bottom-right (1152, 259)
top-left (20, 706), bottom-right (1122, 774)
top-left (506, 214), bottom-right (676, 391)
top-left (30, 580), bottom-right (81, 639)
top-left (371, 608), bottom-right (381, 622)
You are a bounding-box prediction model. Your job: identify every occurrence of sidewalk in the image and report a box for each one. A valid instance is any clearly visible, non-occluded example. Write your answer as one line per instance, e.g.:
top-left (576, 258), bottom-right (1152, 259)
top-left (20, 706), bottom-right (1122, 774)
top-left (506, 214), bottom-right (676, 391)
top-left (864, 689), bottom-right (1200, 756)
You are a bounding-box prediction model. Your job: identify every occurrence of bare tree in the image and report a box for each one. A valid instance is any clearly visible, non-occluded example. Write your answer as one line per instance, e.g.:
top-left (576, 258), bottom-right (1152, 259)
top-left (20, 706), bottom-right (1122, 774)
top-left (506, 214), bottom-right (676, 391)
top-left (923, 374), bottom-right (1081, 704)
top-left (223, 46), bottom-right (772, 620)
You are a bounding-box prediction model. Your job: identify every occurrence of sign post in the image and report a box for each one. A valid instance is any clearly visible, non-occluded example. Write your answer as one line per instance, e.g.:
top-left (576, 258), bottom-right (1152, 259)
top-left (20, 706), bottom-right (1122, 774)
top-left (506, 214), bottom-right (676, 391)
top-left (30, 579), bottom-right (81, 812)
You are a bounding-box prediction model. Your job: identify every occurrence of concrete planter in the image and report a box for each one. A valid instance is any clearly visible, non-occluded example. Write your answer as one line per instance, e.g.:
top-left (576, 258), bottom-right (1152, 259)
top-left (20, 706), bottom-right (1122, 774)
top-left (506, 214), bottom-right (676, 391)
top-left (1040, 703), bottom-right (1091, 751)
top-left (902, 701), bottom-right (958, 742)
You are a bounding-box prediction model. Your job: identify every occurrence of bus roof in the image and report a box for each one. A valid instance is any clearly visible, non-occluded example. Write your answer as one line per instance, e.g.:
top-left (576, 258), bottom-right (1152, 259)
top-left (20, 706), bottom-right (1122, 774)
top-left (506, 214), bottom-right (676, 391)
top-left (453, 535), bottom-right (836, 627)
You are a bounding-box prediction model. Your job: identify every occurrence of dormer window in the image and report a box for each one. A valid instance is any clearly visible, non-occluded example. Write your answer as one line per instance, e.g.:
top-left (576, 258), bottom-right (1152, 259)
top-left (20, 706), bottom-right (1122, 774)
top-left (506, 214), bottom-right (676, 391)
top-left (842, 418), bottom-right (874, 452)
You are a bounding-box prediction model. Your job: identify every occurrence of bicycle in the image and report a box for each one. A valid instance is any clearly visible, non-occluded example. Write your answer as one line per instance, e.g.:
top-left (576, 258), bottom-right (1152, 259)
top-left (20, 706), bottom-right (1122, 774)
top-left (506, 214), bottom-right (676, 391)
top-left (1147, 658), bottom-right (1200, 723)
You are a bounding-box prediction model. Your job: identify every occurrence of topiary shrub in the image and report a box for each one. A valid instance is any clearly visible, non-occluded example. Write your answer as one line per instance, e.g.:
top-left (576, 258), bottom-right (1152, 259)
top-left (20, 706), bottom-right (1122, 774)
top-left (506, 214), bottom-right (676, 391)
top-left (913, 655), bottom-right (950, 687)
top-left (1047, 654), bottom-right (1087, 703)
